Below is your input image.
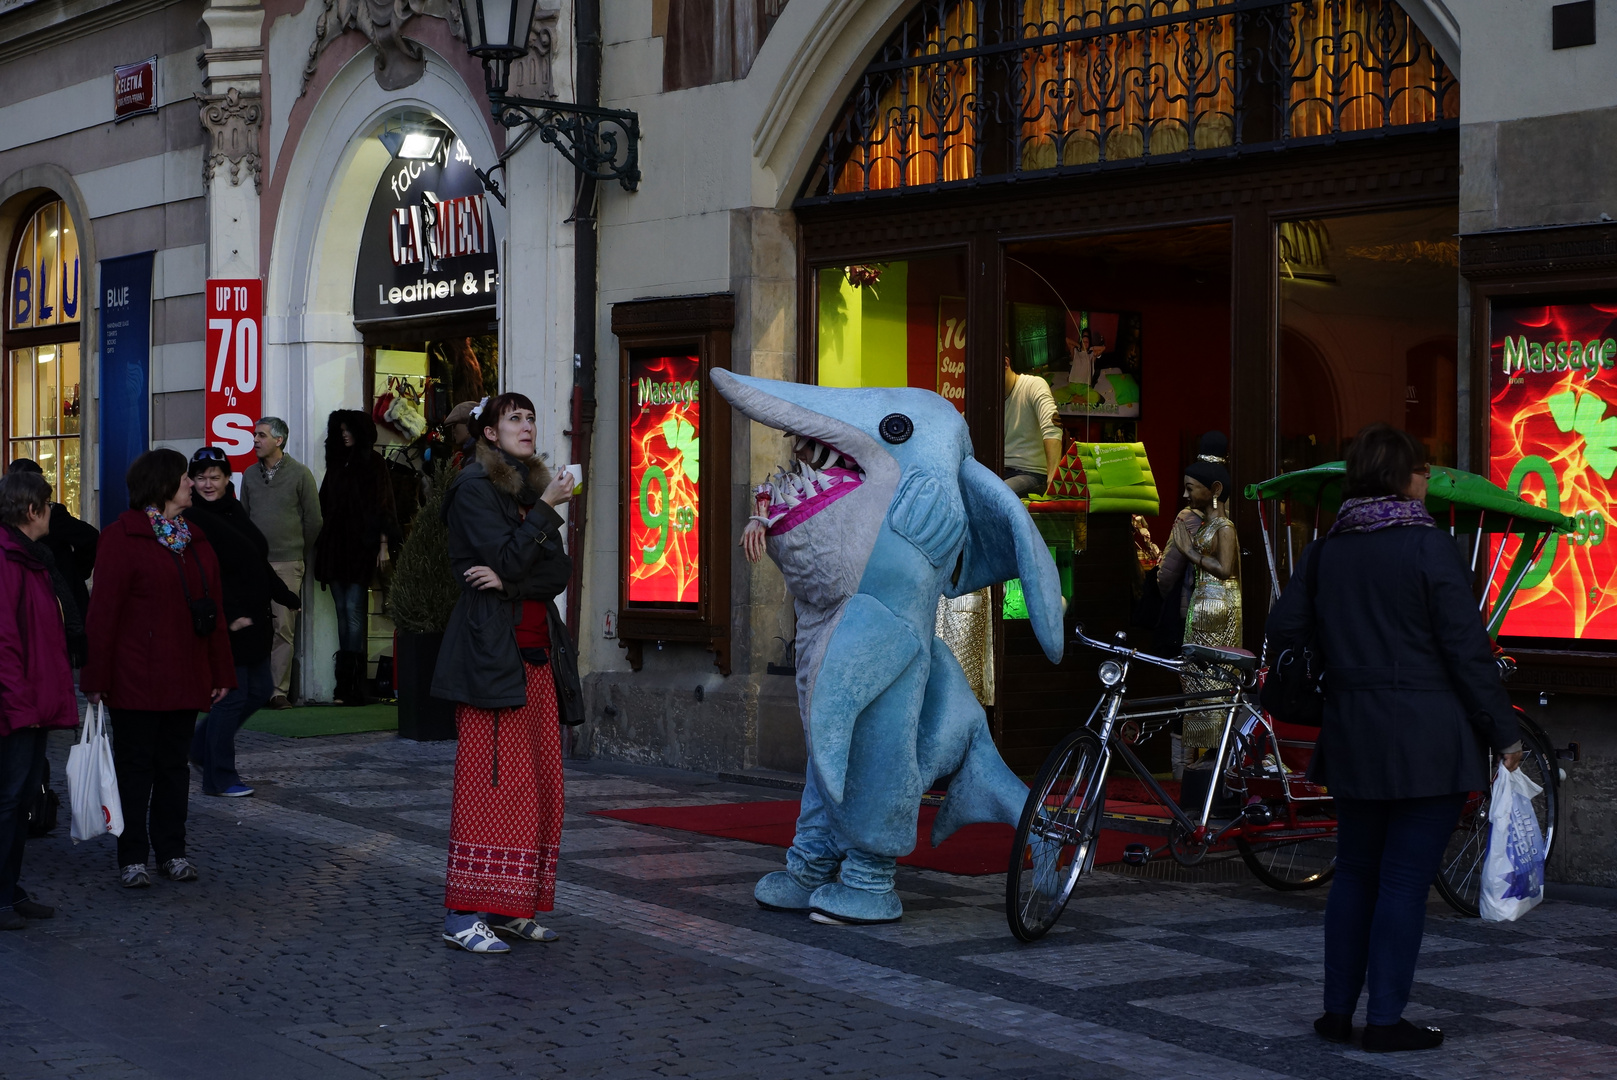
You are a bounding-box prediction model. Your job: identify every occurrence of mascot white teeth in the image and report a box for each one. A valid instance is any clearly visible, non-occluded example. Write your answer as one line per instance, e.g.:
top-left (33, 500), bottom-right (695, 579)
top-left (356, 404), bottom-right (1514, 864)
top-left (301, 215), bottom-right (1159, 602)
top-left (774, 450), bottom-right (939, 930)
top-left (719, 370), bottom-right (1065, 925)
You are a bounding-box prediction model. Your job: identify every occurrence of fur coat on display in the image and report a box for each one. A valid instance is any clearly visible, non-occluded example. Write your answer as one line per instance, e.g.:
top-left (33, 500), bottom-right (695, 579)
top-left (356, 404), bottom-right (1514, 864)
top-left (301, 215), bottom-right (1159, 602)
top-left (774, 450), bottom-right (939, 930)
top-left (311, 410), bottom-right (402, 587)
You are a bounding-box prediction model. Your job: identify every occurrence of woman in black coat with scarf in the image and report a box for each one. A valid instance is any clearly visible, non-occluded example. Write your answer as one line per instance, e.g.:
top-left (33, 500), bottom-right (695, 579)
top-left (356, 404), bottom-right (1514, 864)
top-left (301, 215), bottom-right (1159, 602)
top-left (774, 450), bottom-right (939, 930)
top-left (311, 411), bottom-right (400, 704)
top-left (1266, 423), bottom-right (1523, 1053)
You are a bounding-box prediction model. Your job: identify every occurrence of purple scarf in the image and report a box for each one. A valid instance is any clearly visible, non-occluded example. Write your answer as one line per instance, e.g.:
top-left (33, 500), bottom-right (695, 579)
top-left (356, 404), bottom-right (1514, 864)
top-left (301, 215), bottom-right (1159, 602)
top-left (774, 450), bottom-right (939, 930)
top-left (1329, 495), bottom-right (1435, 536)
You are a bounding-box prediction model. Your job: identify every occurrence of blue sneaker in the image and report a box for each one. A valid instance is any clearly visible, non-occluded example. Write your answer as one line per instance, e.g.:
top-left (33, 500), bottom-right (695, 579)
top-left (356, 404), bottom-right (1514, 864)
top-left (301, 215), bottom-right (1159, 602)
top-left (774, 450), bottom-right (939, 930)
top-left (213, 785), bottom-right (254, 798)
top-left (442, 913), bottom-right (510, 953)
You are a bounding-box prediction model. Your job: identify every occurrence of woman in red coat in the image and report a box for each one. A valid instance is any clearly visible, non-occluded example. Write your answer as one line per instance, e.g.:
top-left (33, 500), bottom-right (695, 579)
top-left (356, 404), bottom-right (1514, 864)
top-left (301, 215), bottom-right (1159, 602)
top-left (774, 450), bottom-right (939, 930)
top-left (83, 449), bottom-right (235, 888)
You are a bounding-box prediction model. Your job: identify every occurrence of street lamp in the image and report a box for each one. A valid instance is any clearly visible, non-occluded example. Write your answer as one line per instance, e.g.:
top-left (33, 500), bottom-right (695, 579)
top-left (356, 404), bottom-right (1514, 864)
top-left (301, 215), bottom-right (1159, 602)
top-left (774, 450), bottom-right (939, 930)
top-left (457, 0), bottom-right (640, 192)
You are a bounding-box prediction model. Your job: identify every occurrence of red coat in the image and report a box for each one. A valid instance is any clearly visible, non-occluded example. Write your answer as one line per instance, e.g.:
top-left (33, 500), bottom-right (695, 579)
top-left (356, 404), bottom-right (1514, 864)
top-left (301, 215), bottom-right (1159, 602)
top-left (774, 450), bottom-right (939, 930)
top-left (82, 510), bottom-right (236, 711)
top-left (0, 526), bottom-right (78, 736)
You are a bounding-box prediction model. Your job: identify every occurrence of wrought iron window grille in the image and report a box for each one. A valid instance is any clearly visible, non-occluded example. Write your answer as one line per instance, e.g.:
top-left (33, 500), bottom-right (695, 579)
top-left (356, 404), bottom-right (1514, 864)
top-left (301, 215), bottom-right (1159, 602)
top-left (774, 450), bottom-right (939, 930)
top-left (799, 0), bottom-right (1457, 204)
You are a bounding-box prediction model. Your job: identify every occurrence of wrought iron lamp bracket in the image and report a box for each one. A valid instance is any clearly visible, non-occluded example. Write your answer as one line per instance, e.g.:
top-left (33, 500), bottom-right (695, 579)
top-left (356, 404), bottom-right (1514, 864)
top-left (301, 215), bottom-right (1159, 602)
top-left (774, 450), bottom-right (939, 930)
top-left (490, 95), bottom-right (641, 192)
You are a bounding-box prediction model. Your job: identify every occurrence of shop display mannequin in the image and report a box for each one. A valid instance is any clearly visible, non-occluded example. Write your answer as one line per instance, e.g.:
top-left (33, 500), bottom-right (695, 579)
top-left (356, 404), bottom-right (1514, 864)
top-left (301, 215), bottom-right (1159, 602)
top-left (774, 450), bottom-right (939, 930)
top-left (1172, 432), bottom-right (1242, 755)
top-left (722, 369), bottom-right (1064, 925)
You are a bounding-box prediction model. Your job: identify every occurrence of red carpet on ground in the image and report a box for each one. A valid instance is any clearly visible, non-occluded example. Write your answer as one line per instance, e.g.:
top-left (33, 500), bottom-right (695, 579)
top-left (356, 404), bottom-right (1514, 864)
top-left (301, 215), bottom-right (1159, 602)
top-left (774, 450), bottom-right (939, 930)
top-left (591, 800), bottom-right (1159, 876)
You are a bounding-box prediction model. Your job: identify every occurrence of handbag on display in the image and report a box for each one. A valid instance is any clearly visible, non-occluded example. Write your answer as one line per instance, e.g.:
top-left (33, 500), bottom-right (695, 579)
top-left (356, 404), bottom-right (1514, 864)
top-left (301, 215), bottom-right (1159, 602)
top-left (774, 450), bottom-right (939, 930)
top-left (67, 702), bottom-right (123, 843)
top-left (1259, 539), bottom-right (1326, 727)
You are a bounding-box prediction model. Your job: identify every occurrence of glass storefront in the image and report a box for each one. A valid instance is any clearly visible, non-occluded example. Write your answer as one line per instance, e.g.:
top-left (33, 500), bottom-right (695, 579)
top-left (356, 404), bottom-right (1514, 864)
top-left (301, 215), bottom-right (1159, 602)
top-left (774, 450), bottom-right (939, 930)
top-left (5, 199), bottom-right (82, 507)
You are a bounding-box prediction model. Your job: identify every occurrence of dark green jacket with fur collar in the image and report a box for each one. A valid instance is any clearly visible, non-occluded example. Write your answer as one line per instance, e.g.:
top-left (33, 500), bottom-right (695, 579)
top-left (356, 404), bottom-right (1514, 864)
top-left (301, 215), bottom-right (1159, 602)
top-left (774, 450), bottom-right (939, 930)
top-left (429, 440), bottom-right (581, 720)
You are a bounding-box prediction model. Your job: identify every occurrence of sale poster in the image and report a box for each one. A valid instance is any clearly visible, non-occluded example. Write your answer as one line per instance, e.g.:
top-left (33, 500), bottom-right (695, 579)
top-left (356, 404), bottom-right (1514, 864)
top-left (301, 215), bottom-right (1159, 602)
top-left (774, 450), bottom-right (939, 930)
top-left (936, 296), bottom-right (967, 414)
top-left (1488, 301), bottom-right (1617, 641)
top-left (205, 279), bottom-right (263, 475)
top-left (627, 353), bottom-right (701, 605)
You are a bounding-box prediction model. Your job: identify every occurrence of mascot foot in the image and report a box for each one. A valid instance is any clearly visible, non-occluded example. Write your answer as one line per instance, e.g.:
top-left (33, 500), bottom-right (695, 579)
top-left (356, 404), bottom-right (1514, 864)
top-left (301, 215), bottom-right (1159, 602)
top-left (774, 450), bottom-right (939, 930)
top-left (806, 882), bottom-right (903, 925)
top-left (755, 871), bottom-right (816, 912)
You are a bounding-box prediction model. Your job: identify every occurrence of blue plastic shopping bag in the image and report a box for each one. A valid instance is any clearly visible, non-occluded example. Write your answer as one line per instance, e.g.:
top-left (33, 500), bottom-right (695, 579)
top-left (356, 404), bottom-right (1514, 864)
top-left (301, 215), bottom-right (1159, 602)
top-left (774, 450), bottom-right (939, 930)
top-left (1479, 764), bottom-right (1545, 922)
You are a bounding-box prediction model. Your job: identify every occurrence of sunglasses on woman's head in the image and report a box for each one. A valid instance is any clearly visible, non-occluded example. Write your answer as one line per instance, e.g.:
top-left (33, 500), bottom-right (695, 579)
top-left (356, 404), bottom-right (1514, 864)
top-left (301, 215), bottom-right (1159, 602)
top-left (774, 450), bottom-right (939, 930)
top-left (191, 447), bottom-right (227, 464)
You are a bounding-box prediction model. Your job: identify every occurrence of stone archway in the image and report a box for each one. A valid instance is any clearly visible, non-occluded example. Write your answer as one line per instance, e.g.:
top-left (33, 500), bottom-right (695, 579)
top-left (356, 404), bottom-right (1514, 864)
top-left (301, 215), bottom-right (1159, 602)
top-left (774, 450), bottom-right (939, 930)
top-left (264, 42), bottom-right (505, 701)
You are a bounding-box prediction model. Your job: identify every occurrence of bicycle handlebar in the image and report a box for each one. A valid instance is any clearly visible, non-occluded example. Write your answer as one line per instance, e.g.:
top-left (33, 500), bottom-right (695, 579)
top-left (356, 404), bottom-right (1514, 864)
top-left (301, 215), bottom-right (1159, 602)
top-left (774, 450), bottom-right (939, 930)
top-left (1071, 624), bottom-right (1191, 674)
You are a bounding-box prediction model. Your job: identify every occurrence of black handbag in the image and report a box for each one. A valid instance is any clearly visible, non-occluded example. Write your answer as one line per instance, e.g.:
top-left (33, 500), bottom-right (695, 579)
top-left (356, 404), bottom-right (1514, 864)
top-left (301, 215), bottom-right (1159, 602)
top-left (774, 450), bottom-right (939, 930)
top-left (169, 550), bottom-right (218, 638)
top-left (1260, 538), bottom-right (1326, 727)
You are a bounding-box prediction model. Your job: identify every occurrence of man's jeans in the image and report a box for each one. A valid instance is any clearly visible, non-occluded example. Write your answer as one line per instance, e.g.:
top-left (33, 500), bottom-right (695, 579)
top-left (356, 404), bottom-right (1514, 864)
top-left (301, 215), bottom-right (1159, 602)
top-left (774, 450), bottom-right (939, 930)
top-left (269, 560), bottom-right (303, 697)
top-left (192, 660), bottom-right (273, 794)
top-left (0, 728), bottom-right (47, 909)
top-left (1001, 468), bottom-right (1047, 497)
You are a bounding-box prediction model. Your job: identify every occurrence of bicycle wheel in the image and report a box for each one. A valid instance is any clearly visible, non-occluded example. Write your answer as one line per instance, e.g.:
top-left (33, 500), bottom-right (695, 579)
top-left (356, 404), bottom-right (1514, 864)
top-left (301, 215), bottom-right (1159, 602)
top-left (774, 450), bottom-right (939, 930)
top-left (1006, 731), bottom-right (1106, 942)
top-left (1435, 723), bottom-right (1558, 917)
top-left (1236, 827), bottom-right (1336, 890)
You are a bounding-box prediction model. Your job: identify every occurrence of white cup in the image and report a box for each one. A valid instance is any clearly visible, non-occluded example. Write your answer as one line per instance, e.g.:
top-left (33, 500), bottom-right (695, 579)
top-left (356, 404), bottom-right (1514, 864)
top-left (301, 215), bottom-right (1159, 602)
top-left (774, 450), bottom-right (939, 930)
top-left (561, 463), bottom-right (584, 494)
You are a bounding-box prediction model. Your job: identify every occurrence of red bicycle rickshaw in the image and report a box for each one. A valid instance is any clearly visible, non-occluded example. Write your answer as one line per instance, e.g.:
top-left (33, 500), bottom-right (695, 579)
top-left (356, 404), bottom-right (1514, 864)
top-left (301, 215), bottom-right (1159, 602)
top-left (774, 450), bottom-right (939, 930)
top-left (1006, 464), bottom-right (1567, 942)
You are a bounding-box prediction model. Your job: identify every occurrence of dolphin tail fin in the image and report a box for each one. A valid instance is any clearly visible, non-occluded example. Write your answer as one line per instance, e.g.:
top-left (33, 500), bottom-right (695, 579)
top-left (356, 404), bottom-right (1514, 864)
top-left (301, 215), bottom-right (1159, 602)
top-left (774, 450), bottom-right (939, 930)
top-left (930, 722), bottom-right (1030, 846)
top-left (920, 638), bottom-right (1030, 847)
top-left (808, 593), bottom-right (924, 805)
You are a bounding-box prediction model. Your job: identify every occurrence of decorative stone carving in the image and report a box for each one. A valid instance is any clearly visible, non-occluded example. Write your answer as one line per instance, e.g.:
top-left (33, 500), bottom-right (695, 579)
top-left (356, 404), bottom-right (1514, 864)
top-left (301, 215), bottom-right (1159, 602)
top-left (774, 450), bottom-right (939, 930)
top-left (300, 0), bottom-right (557, 97)
top-left (509, 7), bottom-right (559, 98)
top-left (196, 87), bottom-right (263, 193)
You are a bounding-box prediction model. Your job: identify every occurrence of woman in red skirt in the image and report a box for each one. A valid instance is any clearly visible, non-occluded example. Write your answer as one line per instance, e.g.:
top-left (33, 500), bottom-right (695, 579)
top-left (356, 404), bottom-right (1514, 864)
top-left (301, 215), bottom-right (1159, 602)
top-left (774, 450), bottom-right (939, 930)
top-left (430, 392), bottom-right (579, 953)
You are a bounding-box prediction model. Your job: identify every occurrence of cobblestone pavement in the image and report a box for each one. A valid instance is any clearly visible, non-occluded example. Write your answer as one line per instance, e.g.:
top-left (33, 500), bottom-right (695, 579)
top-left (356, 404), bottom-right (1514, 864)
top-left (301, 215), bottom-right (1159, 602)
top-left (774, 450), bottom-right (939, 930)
top-left (2, 728), bottom-right (1616, 1079)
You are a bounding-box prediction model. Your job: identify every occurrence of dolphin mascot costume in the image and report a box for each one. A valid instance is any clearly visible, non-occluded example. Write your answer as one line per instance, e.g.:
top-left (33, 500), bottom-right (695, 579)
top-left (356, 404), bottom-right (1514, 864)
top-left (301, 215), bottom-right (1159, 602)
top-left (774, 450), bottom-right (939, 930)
top-left (713, 370), bottom-right (1065, 924)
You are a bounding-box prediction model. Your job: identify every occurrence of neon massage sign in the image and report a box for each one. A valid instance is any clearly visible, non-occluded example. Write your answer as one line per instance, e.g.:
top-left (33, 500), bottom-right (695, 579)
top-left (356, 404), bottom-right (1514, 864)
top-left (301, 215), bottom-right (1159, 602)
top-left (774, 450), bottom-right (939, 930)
top-left (1489, 301), bottom-right (1617, 641)
top-left (627, 354), bottom-right (701, 605)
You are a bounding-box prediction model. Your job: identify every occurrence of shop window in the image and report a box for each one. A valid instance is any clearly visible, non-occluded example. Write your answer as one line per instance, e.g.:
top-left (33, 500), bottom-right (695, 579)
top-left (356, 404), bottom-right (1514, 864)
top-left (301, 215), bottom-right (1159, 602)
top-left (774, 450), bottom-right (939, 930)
top-left (1277, 207), bottom-right (1458, 474)
top-left (1003, 227), bottom-right (1232, 618)
top-left (5, 199), bottom-right (82, 508)
top-left (802, 0), bottom-right (1457, 200)
top-left (814, 254), bottom-right (970, 409)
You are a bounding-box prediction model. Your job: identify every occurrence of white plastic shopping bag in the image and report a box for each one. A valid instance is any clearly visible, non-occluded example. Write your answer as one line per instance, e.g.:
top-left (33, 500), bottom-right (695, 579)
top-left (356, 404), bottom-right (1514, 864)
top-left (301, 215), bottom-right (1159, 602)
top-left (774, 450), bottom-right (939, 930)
top-left (1479, 763), bottom-right (1545, 922)
top-left (66, 702), bottom-right (123, 843)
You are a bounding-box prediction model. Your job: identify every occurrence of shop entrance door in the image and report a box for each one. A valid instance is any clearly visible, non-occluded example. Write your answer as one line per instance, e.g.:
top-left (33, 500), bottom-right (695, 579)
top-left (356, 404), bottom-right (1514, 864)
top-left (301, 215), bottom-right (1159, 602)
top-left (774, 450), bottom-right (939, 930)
top-left (997, 226), bottom-right (1232, 776)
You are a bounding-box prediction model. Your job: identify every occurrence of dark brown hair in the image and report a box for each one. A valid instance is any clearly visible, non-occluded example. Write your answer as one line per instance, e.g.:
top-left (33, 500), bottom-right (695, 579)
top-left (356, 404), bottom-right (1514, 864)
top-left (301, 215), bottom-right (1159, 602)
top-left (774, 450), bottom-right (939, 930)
top-left (1344, 422), bottom-right (1426, 498)
top-left (127, 448), bottom-right (189, 510)
top-left (0, 471), bottom-right (50, 526)
top-left (478, 392), bottom-right (537, 441)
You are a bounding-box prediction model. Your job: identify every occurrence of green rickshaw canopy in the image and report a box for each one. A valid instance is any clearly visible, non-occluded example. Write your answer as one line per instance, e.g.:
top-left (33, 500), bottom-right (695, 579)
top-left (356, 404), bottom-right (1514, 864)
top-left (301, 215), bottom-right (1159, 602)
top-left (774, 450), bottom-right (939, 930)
top-left (1244, 462), bottom-right (1575, 535)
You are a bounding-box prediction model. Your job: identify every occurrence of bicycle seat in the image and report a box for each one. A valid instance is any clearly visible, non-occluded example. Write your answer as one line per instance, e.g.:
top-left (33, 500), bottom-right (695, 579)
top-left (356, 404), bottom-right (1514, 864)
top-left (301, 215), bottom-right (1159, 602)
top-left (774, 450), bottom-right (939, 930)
top-left (1181, 643), bottom-right (1258, 672)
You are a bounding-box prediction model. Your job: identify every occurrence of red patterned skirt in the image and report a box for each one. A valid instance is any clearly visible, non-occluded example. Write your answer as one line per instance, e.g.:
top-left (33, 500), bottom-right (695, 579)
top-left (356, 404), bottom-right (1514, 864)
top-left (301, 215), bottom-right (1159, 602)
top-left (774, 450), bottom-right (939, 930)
top-left (443, 662), bottom-right (564, 917)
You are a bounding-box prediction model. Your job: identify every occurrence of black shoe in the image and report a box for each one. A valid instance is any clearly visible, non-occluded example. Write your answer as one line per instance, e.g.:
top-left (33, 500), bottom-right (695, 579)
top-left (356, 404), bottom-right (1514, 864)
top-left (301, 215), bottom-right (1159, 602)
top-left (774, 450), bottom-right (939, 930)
top-left (1362, 1019), bottom-right (1444, 1052)
top-left (1314, 1012), bottom-right (1352, 1044)
top-left (0, 908), bottom-right (25, 931)
top-left (13, 899), bottom-right (54, 919)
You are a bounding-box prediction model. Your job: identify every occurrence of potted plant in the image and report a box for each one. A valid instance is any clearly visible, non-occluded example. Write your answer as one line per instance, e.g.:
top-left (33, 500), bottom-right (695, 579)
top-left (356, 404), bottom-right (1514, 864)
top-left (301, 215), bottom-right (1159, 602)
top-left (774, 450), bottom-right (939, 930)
top-left (386, 464), bottom-right (460, 740)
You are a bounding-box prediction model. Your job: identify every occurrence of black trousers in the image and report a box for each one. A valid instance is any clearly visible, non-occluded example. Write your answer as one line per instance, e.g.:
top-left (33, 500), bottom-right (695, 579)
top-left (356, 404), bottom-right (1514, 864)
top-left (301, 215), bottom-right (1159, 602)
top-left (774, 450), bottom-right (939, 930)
top-left (109, 709), bottom-right (195, 868)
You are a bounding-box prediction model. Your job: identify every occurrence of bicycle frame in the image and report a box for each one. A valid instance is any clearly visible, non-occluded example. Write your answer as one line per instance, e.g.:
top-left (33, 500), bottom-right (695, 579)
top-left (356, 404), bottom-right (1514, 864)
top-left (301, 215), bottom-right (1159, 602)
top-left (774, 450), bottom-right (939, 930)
top-left (1074, 628), bottom-right (1334, 852)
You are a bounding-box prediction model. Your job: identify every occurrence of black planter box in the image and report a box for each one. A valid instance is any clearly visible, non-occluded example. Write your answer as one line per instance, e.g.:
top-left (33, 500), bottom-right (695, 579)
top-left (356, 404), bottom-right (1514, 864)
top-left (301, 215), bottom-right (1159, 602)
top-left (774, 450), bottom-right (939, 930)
top-left (397, 631), bottom-right (457, 741)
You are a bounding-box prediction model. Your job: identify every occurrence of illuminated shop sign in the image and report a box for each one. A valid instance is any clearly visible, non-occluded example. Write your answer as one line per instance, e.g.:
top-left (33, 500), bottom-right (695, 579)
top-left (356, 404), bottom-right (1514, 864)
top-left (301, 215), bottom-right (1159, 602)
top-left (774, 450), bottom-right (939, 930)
top-left (1489, 301), bottom-right (1617, 640)
top-left (626, 353), bottom-right (701, 605)
top-left (352, 133), bottom-right (498, 324)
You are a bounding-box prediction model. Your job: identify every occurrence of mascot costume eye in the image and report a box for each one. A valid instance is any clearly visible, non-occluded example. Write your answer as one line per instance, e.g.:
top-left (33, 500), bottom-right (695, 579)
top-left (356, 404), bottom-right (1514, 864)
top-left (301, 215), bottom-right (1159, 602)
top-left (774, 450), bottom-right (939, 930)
top-left (715, 370), bottom-right (1064, 925)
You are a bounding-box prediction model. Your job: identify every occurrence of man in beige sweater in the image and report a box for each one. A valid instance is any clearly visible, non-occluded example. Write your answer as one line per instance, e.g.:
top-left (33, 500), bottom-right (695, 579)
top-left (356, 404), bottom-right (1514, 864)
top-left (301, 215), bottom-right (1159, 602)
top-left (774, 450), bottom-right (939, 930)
top-left (239, 417), bottom-right (322, 709)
